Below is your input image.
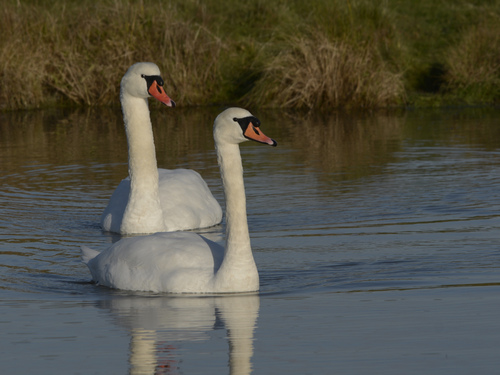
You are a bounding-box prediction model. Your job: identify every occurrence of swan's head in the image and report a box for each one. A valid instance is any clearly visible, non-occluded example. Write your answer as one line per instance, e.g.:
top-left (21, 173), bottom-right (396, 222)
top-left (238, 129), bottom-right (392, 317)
top-left (214, 107), bottom-right (277, 147)
top-left (121, 62), bottom-right (176, 107)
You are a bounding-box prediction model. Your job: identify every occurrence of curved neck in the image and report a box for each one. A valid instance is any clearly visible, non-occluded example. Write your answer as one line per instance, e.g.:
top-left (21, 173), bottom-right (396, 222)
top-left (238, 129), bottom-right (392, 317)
top-left (215, 142), bottom-right (258, 291)
top-left (120, 93), bottom-right (163, 233)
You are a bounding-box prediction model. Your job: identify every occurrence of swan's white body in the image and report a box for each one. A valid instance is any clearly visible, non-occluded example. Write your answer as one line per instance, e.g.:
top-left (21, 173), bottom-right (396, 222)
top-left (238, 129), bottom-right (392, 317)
top-left (101, 169), bottom-right (222, 234)
top-left (101, 62), bottom-right (222, 235)
top-left (82, 107), bottom-right (277, 293)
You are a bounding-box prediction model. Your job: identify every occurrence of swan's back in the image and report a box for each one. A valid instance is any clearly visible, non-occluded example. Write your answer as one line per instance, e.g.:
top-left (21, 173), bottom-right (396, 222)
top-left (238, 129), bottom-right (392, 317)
top-left (84, 232), bottom-right (224, 293)
top-left (101, 169), bottom-right (222, 234)
top-left (158, 169), bottom-right (222, 231)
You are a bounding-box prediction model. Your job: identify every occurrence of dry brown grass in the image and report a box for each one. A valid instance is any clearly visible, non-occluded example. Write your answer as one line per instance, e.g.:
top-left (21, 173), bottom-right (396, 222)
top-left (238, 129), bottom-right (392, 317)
top-left (0, 1), bottom-right (224, 109)
top-left (246, 33), bottom-right (405, 109)
top-left (2, 0), bottom-right (499, 110)
top-left (0, 6), bottom-right (49, 109)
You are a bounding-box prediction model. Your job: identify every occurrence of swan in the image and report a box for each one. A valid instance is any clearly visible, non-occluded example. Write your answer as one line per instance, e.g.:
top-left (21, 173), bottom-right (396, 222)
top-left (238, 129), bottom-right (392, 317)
top-left (101, 62), bottom-right (222, 235)
top-left (82, 107), bottom-right (277, 293)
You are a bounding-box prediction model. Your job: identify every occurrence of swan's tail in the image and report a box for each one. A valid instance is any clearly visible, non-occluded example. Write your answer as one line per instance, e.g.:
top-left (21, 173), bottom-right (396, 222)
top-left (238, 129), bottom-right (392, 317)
top-left (81, 246), bottom-right (100, 264)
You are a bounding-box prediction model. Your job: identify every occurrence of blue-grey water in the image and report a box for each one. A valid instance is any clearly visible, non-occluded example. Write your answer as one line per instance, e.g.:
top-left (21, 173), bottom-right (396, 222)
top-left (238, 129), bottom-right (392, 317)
top-left (1, 107), bottom-right (499, 374)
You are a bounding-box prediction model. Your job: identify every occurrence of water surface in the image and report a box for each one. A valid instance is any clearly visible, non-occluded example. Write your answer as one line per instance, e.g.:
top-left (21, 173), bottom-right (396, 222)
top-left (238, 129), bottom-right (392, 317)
top-left (1, 107), bottom-right (500, 374)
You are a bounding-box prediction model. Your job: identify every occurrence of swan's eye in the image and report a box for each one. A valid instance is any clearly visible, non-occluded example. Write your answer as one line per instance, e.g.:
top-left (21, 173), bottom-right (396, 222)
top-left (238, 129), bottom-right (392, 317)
top-left (234, 116), bottom-right (261, 134)
top-left (142, 75), bottom-right (165, 90)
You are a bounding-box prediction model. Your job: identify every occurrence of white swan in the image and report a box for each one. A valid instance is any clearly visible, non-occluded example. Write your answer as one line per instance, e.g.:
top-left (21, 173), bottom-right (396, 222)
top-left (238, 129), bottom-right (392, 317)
top-left (101, 62), bottom-right (222, 235)
top-left (82, 107), bottom-right (277, 293)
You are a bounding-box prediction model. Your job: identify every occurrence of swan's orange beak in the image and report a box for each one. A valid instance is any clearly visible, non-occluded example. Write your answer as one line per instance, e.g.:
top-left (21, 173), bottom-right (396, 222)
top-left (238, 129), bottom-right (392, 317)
top-left (148, 80), bottom-right (176, 107)
top-left (244, 122), bottom-right (277, 146)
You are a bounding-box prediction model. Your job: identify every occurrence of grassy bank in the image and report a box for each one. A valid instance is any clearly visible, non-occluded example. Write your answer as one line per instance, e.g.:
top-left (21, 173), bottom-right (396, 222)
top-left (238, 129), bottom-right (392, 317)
top-left (1, 0), bottom-right (499, 111)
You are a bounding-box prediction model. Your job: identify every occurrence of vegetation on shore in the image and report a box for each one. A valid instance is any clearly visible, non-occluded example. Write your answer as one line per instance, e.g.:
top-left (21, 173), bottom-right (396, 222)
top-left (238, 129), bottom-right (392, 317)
top-left (1, 0), bottom-right (499, 111)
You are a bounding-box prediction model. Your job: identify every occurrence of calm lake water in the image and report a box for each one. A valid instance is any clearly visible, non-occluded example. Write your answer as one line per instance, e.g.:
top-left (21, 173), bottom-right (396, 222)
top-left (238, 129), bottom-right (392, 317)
top-left (1, 106), bottom-right (500, 374)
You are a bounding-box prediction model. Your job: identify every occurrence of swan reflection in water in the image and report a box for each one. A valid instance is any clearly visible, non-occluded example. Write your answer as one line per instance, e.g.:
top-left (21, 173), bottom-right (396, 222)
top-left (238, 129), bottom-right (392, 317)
top-left (97, 294), bottom-right (259, 375)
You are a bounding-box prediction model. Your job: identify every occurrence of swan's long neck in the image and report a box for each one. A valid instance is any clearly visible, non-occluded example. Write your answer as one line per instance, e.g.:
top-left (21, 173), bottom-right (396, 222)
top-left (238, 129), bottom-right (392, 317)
top-left (214, 142), bottom-right (259, 292)
top-left (120, 93), bottom-right (164, 234)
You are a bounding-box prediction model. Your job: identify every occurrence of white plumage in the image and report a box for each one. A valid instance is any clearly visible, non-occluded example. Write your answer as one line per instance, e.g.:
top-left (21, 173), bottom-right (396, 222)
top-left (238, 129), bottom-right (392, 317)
top-left (101, 62), bottom-right (222, 235)
top-left (83, 107), bottom-right (277, 293)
